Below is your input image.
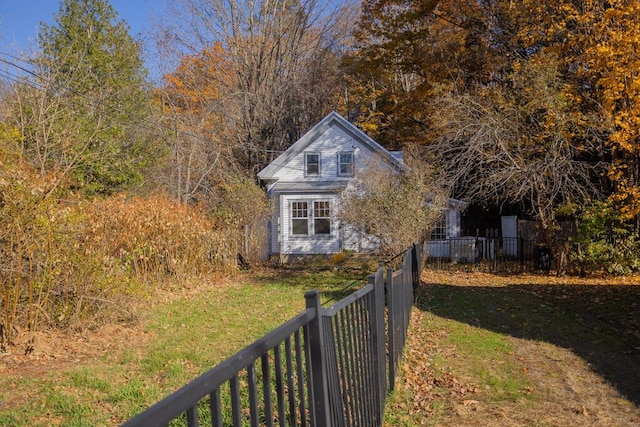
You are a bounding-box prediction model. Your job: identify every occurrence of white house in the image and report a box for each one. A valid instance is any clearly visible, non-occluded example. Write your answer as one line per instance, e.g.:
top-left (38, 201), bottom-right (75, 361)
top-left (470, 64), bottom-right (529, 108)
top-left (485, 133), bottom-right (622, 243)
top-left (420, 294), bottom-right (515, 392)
top-left (257, 111), bottom-right (465, 258)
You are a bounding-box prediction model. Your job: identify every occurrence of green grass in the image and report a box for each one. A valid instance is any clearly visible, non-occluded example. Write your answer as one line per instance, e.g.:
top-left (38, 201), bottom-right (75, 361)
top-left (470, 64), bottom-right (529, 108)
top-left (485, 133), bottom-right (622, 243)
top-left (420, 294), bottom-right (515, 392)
top-left (0, 261), bottom-right (370, 426)
top-left (383, 313), bottom-right (534, 426)
top-left (9, 266), bottom-right (638, 426)
top-left (384, 272), bottom-right (640, 426)
top-left (383, 280), bottom-right (537, 426)
top-left (444, 321), bottom-right (528, 401)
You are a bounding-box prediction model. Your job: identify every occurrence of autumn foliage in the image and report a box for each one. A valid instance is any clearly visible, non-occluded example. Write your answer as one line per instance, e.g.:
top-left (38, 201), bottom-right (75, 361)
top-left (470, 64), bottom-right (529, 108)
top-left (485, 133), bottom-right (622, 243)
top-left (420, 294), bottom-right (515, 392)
top-left (3, 0), bottom-right (640, 349)
top-left (346, 0), bottom-right (640, 241)
top-left (0, 144), bottom-right (252, 349)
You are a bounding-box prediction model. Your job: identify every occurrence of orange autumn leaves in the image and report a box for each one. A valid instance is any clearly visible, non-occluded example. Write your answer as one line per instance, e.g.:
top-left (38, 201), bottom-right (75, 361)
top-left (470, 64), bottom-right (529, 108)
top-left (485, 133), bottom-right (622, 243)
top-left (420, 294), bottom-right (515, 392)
top-left (588, 2), bottom-right (640, 219)
top-left (350, 0), bottom-right (640, 220)
top-left (514, 0), bottom-right (640, 219)
top-left (160, 42), bottom-right (231, 122)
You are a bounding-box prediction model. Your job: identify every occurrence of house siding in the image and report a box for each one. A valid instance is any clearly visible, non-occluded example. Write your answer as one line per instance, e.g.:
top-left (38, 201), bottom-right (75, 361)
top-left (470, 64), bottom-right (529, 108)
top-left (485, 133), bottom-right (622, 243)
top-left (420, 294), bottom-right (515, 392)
top-left (268, 126), bottom-right (370, 183)
top-left (269, 196), bottom-right (280, 255)
top-left (341, 226), bottom-right (378, 253)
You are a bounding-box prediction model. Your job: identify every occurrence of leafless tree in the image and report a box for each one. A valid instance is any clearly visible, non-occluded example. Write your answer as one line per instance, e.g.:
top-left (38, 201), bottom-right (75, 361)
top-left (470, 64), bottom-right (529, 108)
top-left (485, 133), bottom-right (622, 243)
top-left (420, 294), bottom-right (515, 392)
top-left (156, 0), bottom-right (356, 173)
top-left (428, 56), bottom-right (604, 232)
top-left (338, 153), bottom-right (448, 257)
top-left (153, 53), bottom-right (229, 204)
top-left (4, 55), bottom-right (99, 192)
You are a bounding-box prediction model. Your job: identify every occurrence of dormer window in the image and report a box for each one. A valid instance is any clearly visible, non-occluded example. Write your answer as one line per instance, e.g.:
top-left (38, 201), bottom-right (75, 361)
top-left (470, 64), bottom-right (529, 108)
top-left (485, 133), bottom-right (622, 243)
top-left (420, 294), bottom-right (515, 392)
top-left (338, 151), bottom-right (354, 176)
top-left (305, 152), bottom-right (320, 176)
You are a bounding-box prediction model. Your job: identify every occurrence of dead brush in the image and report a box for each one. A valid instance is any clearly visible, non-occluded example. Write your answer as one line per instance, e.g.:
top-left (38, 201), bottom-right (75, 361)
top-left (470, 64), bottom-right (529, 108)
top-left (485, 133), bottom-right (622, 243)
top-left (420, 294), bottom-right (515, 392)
top-left (1, 143), bottom-right (251, 342)
top-left (0, 148), bottom-right (69, 343)
top-left (83, 194), bottom-right (233, 282)
top-left (0, 176), bottom-right (237, 342)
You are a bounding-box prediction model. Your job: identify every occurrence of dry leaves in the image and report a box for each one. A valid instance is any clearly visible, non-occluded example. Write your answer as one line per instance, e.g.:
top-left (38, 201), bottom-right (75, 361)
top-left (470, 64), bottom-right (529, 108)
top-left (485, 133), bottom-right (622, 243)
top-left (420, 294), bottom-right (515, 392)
top-left (391, 309), bottom-right (480, 419)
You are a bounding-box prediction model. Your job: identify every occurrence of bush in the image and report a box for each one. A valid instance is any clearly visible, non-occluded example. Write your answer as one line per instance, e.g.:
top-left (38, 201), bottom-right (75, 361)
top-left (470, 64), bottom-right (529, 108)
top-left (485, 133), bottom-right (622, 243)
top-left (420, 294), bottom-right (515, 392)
top-left (0, 155), bottom-right (120, 343)
top-left (1, 144), bottom-right (247, 347)
top-left (569, 201), bottom-right (640, 275)
top-left (83, 194), bottom-right (225, 279)
top-left (208, 176), bottom-right (270, 265)
top-left (338, 153), bottom-right (447, 258)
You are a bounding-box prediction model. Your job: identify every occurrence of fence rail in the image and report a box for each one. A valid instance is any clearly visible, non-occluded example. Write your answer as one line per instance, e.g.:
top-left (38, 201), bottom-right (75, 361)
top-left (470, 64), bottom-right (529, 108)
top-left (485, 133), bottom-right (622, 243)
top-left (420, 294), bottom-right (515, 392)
top-left (122, 244), bottom-right (421, 427)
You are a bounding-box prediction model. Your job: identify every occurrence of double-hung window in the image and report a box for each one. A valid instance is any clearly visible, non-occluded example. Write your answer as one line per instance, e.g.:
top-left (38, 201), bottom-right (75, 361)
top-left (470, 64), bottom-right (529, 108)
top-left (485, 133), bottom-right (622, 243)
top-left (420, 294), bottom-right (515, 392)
top-left (338, 151), bottom-right (354, 176)
top-left (313, 201), bottom-right (331, 234)
top-left (430, 214), bottom-right (447, 240)
top-left (291, 202), bottom-right (309, 235)
top-left (305, 152), bottom-right (320, 176)
top-left (291, 200), bottom-right (331, 236)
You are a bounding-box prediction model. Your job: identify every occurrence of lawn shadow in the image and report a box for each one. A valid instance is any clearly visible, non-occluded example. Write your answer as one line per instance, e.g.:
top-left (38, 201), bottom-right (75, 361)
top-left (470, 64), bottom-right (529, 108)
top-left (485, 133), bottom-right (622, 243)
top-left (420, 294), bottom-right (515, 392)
top-left (416, 281), bottom-right (640, 405)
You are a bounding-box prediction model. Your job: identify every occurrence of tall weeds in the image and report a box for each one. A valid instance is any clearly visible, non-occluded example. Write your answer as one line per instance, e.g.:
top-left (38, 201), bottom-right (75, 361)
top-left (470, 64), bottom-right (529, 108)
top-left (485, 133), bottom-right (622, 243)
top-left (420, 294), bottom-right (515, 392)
top-left (1, 146), bottom-right (265, 349)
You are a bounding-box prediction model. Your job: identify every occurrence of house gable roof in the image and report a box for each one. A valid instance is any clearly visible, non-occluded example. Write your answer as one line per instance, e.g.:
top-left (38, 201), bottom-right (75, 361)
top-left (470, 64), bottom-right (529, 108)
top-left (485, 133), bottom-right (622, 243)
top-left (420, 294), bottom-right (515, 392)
top-left (257, 111), bottom-right (408, 180)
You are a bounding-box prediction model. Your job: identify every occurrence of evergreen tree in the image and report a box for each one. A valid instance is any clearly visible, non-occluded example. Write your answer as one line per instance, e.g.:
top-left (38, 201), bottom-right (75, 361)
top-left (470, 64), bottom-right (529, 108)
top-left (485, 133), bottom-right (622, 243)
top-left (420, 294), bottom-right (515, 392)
top-left (18, 0), bottom-right (154, 194)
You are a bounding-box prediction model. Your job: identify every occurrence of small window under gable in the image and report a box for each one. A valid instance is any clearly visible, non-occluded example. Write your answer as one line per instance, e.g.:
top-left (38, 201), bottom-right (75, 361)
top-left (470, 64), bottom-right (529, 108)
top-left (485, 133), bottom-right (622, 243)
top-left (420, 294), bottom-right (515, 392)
top-left (338, 151), bottom-right (354, 176)
top-left (305, 152), bottom-right (320, 176)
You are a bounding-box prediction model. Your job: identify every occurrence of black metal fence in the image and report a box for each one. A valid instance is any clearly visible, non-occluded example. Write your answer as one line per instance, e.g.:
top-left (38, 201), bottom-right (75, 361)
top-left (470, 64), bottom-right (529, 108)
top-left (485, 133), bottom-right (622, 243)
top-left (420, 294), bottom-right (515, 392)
top-left (424, 237), bottom-right (553, 273)
top-left (122, 244), bottom-right (420, 427)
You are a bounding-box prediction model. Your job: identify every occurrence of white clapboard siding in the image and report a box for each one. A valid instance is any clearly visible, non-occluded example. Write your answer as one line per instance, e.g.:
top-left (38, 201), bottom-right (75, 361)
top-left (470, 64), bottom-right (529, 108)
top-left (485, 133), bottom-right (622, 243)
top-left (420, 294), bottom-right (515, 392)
top-left (269, 125), bottom-right (372, 183)
top-left (270, 197), bottom-right (280, 255)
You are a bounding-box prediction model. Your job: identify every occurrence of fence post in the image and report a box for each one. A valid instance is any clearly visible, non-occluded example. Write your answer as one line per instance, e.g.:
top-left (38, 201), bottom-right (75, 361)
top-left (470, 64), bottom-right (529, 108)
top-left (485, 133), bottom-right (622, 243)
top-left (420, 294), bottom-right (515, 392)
top-left (411, 243), bottom-right (419, 288)
top-left (386, 266), bottom-right (396, 392)
top-left (519, 237), bottom-right (524, 271)
top-left (304, 290), bottom-right (331, 427)
top-left (369, 269), bottom-right (387, 423)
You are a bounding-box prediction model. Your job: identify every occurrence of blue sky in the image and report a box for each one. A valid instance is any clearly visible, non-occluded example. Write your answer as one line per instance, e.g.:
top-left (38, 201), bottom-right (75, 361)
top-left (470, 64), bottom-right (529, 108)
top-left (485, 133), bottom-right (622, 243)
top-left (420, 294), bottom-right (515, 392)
top-left (0, 0), bottom-right (171, 80)
top-left (0, 0), bottom-right (166, 53)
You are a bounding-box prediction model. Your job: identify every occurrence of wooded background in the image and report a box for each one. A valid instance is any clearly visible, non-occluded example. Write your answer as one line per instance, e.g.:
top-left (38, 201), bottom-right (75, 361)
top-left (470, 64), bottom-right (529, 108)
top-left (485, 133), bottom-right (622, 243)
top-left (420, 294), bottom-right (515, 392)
top-left (1, 0), bottom-right (639, 343)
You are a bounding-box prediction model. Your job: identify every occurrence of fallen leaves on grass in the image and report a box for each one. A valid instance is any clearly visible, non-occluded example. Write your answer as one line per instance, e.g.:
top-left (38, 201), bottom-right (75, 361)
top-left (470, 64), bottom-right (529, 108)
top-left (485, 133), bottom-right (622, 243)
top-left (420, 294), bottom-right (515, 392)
top-left (421, 269), bottom-right (640, 287)
top-left (397, 269), bottom-right (640, 427)
top-left (391, 309), bottom-right (479, 419)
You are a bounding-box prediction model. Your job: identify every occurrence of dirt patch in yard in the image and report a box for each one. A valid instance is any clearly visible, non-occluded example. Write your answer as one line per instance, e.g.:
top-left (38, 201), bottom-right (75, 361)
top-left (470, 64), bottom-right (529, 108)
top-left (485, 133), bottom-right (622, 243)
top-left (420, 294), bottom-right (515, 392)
top-left (387, 270), bottom-right (640, 427)
top-left (0, 324), bottom-right (148, 376)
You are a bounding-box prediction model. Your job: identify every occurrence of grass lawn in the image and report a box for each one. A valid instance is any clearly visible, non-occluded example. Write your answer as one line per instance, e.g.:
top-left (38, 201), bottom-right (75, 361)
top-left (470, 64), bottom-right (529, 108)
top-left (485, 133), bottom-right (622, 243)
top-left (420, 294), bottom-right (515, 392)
top-left (1, 263), bottom-right (639, 426)
top-left (0, 262), bottom-right (371, 426)
top-left (384, 270), bottom-right (640, 427)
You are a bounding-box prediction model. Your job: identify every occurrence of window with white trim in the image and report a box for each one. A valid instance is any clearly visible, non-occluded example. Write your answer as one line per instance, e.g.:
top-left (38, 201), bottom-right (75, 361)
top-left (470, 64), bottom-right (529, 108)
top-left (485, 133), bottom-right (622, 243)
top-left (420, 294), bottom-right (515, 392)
top-left (313, 201), bottom-right (331, 234)
top-left (338, 151), bottom-right (354, 176)
top-left (290, 200), bottom-right (331, 236)
top-left (430, 215), bottom-right (447, 240)
top-left (305, 152), bottom-right (320, 176)
top-left (291, 201), bottom-right (309, 235)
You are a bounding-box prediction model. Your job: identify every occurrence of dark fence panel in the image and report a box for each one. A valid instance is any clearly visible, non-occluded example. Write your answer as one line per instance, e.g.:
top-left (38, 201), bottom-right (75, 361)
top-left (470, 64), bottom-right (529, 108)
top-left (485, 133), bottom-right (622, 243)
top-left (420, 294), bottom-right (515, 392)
top-left (424, 237), bottom-right (553, 273)
top-left (122, 309), bottom-right (315, 427)
top-left (387, 246), bottom-right (416, 391)
top-left (322, 280), bottom-right (379, 426)
top-left (122, 244), bottom-right (420, 427)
